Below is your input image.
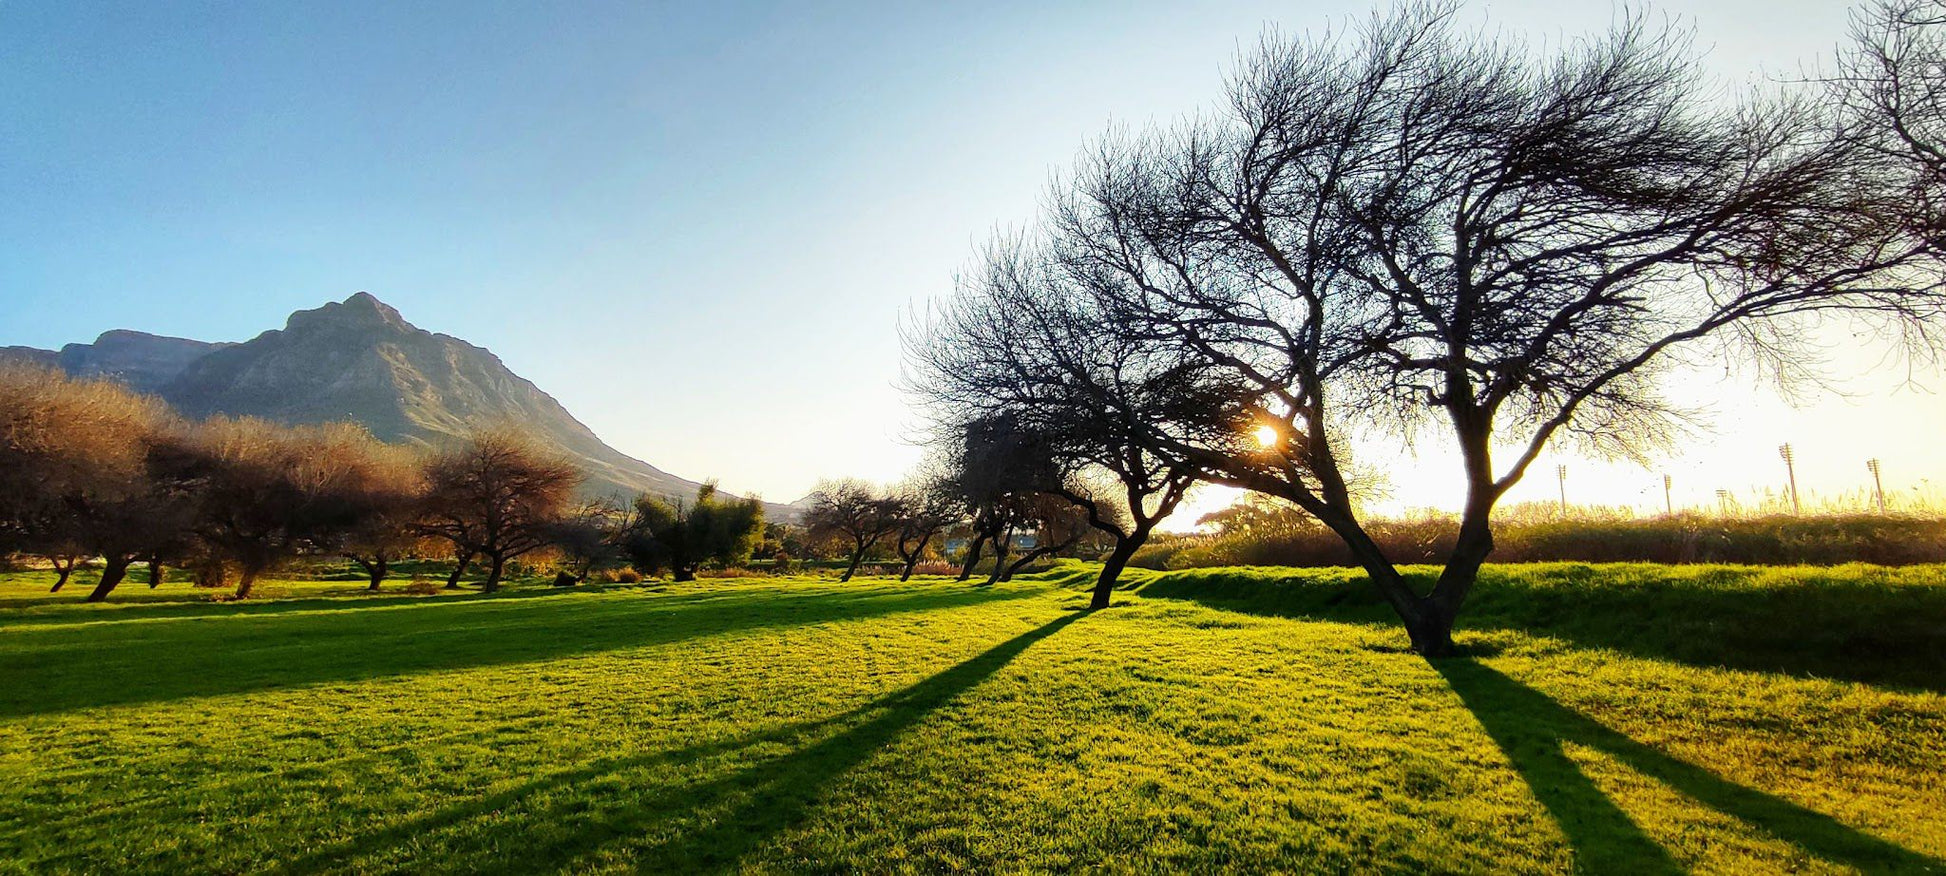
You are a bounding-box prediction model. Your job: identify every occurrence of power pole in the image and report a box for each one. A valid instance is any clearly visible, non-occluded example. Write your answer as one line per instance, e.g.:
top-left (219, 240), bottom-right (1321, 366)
top-left (1778, 443), bottom-right (1801, 515)
top-left (1662, 474), bottom-right (1673, 516)
top-left (1867, 458), bottom-right (1887, 513)
top-left (1716, 488), bottom-right (1732, 515)
top-left (1556, 464), bottom-right (1568, 515)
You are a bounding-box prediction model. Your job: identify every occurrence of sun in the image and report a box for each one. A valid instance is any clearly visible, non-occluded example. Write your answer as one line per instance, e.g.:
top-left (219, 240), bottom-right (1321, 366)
top-left (1254, 424), bottom-right (1280, 448)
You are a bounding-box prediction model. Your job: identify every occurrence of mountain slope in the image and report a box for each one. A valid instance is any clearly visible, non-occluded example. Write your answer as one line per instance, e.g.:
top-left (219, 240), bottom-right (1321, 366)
top-left (8, 293), bottom-right (780, 513)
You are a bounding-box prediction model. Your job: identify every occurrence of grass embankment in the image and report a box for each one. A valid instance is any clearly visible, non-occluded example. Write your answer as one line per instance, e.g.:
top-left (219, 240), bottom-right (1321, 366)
top-left (0, 563), bottom-right (1941, 873)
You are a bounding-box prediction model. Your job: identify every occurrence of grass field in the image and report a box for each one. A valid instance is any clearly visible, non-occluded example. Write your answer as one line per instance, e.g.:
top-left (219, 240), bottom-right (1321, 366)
top-left (0, 562), bottom-right (1941, 873)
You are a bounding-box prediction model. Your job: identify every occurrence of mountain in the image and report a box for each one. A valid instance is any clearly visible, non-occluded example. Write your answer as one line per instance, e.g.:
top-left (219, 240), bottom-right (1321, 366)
top-left (5, 293), bottom-right (786, 515)
top-left (6, 330), bottom-right (231, 394)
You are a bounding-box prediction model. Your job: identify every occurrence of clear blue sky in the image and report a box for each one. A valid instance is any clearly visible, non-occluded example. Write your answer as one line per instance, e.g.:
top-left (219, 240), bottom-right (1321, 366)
top-left (7, 0), bottom-right (1923, 512)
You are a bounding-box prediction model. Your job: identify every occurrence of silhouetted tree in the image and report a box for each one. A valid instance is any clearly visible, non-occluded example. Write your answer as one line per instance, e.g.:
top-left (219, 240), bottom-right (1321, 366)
top-left (622, 482), bottom-right (764, 581)
top-left (550, 499), bottom-right (628, 583)
top-left (417, 429), bottom-right (581, 592)
top-left (908, 237), bottom-right (1227, 606)
top-left (1834, 0), bottom-right (1946, 244)
top-left (1014, 4), bottom-right (1945, 654)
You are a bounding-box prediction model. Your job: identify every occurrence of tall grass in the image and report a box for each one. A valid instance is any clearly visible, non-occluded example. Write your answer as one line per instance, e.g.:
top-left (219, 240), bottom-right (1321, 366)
top-left (1137, 507), bottom-right (1946, 569)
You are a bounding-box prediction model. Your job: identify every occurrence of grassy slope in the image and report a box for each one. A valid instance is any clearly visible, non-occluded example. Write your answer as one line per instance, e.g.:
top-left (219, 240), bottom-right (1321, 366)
top-left (0, 564), bottom-right (1940, 874)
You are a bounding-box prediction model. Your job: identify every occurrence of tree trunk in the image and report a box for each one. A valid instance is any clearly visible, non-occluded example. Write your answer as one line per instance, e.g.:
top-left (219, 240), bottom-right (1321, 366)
top-left (955, 535), bottom-right (987, 582)
top-left (147, 555), bottom-right (164, 588)
top-left (49, 557), bottom-right (76, 593)
top-left (483, 555), bottom-right (506, 592)
top-left (840, 544), bottom-right (867, 582)
top-left (365, 557), bottom-right (388, 591)
top-left (984, 530), bottom-right (1013, 586)
top-left (84, 556), bottom-right (131, 603)
top-left (1090, 536), bottom-right (1143, 610)
top-left (446, 552), bottom-right (473, 589)
top-left (234, 568), bottom-right (261, 599)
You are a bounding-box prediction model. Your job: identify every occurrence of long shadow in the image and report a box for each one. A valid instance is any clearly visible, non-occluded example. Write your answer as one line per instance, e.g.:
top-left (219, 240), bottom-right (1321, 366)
top-left (0, 583), bottom-right (1045, 719)
top-left (1131, 565), bottom-right (1946, 692)
top-left (1438, 660), bottom-right (1943, 874)
top-left (276, 610), bottom-right (1083, 874)
top-left (0, 581), bottom-right (619, 628)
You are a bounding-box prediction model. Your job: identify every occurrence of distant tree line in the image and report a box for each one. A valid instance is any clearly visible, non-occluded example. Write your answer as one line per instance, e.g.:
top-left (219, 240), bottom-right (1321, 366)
top-left (905, 0), bottom-right (1946, 655)
top-left (0, 365), bottom-right (768, 601)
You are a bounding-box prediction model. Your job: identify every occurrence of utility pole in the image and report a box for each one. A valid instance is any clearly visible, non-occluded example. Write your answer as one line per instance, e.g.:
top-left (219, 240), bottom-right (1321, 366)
top-left (1716, 488), bottom-right (1732, 515)
top-left (1778, 443), bottom-right (1801, 515)
top-left (1663, 474), bottom-right (1673, 516)
top-left (1556, 464), bottom-right (1568, 515)
top-left (1868, 458), bottom-right (1887, 513)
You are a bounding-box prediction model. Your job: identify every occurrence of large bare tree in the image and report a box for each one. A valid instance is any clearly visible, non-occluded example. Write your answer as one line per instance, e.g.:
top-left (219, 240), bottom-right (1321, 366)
top-left (418, 429), bottom-right (582, 592)
top-left (1000, 3), bottom-right (1943, 654)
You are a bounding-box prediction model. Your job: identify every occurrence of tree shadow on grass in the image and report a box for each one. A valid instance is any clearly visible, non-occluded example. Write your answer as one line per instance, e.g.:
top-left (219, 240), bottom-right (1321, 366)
top-left (1131, 568), bottom-right (1946, 693)
top-left (1437, 660), bottom-right (1943, 875)
top-left (277, 610), bottom-right (1084, 874)
top-left (0, 584), bottom-right (1046, 719)
top-left (0, 580), bottom-right (625, 627)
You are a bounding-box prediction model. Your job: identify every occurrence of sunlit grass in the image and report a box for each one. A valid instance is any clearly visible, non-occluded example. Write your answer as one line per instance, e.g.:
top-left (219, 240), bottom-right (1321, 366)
top-left (0, 564), bottom-right (1940, 873)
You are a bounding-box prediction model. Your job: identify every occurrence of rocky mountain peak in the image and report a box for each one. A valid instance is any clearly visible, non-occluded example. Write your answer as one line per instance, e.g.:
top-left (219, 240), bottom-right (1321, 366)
top-left (283, 291), bottom-right (411, 335)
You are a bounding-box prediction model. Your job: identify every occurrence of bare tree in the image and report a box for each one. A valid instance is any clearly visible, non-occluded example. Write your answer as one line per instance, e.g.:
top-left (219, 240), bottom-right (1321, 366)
top-left (337, 444), bottom-right (427, 591)
top-left (802, 479), bottom-right (901, 582)
top-left (908, 237), bottom-right (1226, 606)
top-left (887, 471), bottom-right (960, 581)
top-left (185, 418), bottom-right (413, 599)
top-left (417, 429), bottom-right (581, 592)
top-left (1005, 4), bottom-right (1943, 654)
top-left (1834, 0), bottom-right (1946, 244)
top-left (0, 365), bottom-right (194, 602)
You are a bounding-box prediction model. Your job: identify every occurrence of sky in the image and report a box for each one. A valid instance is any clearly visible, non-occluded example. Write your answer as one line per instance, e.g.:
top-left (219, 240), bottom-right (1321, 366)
top-left (3, 0), bottom-right (1938, 519)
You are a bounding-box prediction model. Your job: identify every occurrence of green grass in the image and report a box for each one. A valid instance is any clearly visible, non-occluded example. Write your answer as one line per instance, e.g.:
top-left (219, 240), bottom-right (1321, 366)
top-left (0, 562), bottom-right (1941, 873)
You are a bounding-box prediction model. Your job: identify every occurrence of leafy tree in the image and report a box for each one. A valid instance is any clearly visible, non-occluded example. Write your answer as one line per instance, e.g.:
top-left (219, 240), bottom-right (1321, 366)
top-left (622, 482), bottom-right (764, 582)
top-left (417, 429), bottom-right (582, 592)
top-left (998, 4), bottom-right (1944, 654)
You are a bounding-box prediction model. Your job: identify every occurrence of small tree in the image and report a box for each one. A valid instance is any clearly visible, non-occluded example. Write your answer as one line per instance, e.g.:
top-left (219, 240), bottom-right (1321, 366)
top-left (549, 499), bottom-right (628, 583)
top-left (887, 472), bottom-right (961, 581)
top-left (416, 429), bottom-right (581, 592)
top-left (622, 482), bottom-right (764, 581)
top-left (802, 479), bottom-right (902, 582)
